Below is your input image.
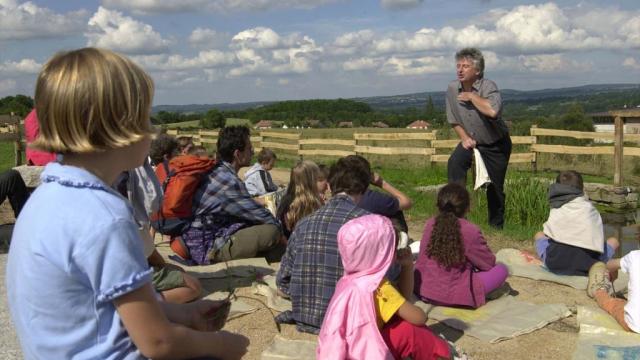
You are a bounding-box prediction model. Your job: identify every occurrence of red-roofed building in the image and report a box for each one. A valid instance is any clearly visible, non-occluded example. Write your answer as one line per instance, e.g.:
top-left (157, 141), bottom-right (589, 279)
top-left (254, 120), bottom-right (272, 129)
top-left (406, 120), bottom-right (430, 129)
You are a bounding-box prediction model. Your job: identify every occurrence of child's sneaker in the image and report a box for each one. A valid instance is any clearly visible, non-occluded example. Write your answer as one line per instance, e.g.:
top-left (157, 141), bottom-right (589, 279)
top-left (587, 261), bottom-right (613, 298)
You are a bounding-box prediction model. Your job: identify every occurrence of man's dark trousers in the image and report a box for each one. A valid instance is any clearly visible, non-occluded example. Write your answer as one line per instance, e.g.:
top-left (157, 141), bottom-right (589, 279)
top-left (447, 136), bottom-right (512, 228)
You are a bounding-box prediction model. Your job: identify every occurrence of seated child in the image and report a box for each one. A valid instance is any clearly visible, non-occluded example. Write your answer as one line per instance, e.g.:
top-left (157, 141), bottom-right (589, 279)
top-left (189, 145), bottom-right (212, 158)
top-left (244, 148), bottom-right (278, 196)
top-left (176, 136), bottom-right (194, 155)
top-left (587, 252), bottom-right (639, 333)
top-left (317, 163), bottom-right (330, 201)
top-left (6, 47), bottom-right (248, 359)
top-left (534, 170), bottom-right (619, 276)
top-left (115, 162), bottom-right (203, 304)
top-left (318, 214), bottom-right (455, 360)
top-left (276, 160), bottom-right (324, 239)
top-left (414, 183), bottom-right (508, 308)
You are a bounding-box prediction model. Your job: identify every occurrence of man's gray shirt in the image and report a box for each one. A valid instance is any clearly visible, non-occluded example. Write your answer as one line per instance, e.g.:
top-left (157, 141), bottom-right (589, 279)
top-left (446, 78), bottom-right (509, 145)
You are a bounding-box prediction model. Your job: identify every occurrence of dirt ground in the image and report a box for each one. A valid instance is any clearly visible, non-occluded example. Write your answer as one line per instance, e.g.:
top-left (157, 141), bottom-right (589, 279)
top-left (0, 167), bottom-right (594, 359)
top-left (196, 168), bottom-right (591, 359)
top-left (177, 223), bottom-right (591, 360)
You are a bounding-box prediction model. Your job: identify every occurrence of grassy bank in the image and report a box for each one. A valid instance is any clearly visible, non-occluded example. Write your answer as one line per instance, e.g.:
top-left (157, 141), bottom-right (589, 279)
top-left (272, 157), bottom-right (551, 242)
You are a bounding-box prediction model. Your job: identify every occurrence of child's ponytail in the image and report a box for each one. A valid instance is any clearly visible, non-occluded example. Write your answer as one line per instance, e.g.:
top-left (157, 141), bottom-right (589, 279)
top-left (426, 183), bottom-right (470, 267)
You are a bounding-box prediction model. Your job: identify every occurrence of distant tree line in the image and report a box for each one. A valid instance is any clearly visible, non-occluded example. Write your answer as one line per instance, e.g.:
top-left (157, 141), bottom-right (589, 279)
top-left (2, 90), bottom-right (638, 137)
top-left (0, 95), bottom-right (33, 117)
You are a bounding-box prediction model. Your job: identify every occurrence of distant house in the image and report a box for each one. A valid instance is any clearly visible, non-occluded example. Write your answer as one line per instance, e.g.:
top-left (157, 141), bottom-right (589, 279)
top-left (338, 121), bottom-right (353, 128)
top-left (406, 120), bottom-right (430, 129)
top-left (590, 110), bottom-right (640, 143)
top-left (372, 121), bottom-right (389, 128)
top-left (305, 119), bottom-right (321, 128)
top-left (254, 120), bottom-right (272, 130)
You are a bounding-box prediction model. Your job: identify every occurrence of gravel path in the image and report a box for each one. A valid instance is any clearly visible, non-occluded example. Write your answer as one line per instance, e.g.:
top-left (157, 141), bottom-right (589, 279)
top-left (0, 254), bottom-right (22, 359)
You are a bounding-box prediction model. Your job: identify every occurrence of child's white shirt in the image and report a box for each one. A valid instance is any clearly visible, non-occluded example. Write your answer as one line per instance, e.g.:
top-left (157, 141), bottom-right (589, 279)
top-left (621, 250), bottom-right (640, 333)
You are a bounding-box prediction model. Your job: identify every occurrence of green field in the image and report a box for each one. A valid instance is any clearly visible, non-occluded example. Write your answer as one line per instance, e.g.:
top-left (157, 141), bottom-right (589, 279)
top-left (164, 117), bottom-right (251, 129)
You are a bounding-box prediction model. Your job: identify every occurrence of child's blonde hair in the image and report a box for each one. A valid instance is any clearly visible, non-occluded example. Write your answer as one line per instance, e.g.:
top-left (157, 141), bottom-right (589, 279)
top-left (286, 160), bottom-right (323, 230)
top-left (33, 47), bottom-right (155, 153)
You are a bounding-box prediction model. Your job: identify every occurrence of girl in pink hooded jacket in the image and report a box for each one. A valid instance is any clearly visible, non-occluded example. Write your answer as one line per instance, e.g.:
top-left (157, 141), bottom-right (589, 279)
top-left (317, 214), bottom-right (454, 360)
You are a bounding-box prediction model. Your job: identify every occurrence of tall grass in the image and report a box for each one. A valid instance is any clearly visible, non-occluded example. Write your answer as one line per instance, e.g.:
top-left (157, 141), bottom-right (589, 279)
top-left (469, 173), bottom-right (549, 240)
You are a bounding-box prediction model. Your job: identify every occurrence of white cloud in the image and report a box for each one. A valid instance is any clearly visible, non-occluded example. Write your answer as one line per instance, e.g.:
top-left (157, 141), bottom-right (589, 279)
top-left (0, 58), bottom-right (41, 74)
top-left (623, 57), bottom-right (640, 70)
top-left (0, 0), bottom-right (88, 40)
top-left (381, 0), bottom-right (423, 10)
top-left (379, 55), bottom-right (449, 76)
top-left (343, 57), bottom-right (381, 71)
top-left (232, 27), bottom-right (281, 49)
top-left (229, 27), bottom-right (322, 77)
top-left (369, 3), bottom-right (640, 55)
top-left (134, 50), bottom-right (235, 71)
top-left (188, 28), bottom-right (229, 48)
top-left (0, 79), bottom-right (17, 93)
top-left (517, 54), bottom-right (591, 73)
top-left (85, 7), bottom-right (170, 55)
top-left (101, 0), bottom-right (341, 14)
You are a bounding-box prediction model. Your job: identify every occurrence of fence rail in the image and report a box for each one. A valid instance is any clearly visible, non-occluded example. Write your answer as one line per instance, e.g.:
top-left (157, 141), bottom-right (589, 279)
top-left (0, 114), bottom-right (22, 166)
top-left (167, 109), bottom-right (640, 186)
top-left (166, 127), bottom-right (639, 163)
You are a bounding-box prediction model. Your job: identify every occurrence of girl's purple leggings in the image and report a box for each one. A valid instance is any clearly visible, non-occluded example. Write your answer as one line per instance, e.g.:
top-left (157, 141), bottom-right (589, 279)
top-left (476, 263), bottom-right (509, 294)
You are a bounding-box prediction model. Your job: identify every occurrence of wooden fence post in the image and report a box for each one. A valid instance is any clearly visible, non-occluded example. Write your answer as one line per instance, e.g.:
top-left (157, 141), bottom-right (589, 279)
top-left (530, 125), bottom-right (538, 173)
top-left (614, 116), bottom-right (624, 187)
top-left (12, 112), bottom-right (22, 166)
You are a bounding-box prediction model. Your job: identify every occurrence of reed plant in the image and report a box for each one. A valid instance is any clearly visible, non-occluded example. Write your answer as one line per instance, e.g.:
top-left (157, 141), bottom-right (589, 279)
top-left (468, 173), bottom-right (550, 240)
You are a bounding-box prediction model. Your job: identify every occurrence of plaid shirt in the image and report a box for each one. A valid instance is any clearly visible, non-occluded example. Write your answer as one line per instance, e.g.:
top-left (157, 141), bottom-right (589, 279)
top-left (276, 194), bottom-right (369, 333)
top-left (190, 161), bottom-right (278, 252)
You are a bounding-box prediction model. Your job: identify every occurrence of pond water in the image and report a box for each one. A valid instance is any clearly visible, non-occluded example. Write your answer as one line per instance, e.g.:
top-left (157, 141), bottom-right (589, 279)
top-left (602, 209), bottom-right (640, 257)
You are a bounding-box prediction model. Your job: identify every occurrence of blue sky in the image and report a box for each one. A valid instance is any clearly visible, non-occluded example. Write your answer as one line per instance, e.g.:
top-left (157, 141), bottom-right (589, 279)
top-left (1, 0), bottom-right (639, 105)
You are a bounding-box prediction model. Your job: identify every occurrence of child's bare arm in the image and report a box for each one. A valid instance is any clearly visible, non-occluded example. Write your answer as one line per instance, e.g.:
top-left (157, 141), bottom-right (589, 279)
top-left (114, 284), bottom-right (248, 360)
top-left (396, 301), bottom-right (428, 325)
top-left (394, 248), bottom-right (428, 325)
top-left (396, 248), bottom-right (414, 298)
top-left (147, 249), bottom-right (166, 267)
top-left (607, 258), bottom-right (621, 273)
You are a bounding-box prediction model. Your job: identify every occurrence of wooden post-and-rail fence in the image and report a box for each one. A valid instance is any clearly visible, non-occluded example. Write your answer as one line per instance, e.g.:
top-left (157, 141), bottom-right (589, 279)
top-left (168, 109), bottom-right (640, 187)
top-left (0, 113), bottom-right (23, 166)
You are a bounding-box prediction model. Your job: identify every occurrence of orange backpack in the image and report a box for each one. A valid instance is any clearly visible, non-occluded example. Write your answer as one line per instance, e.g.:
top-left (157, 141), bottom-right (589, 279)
top-left (151, 155), bottom-right (216, 236)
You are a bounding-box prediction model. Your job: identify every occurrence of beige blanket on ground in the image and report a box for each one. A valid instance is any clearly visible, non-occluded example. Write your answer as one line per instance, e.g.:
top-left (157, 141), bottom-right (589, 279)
top-left (496, 248), bottom-right (629, 291)
top-left (252, 275), bottom-right (292, 313)
top-left (168, 257), bottom-right (274, 279)
top-left (416, 296), bottom-right (571, 343)
top-left (204, 291), bottom-right (258, 320)
top-left (573, 306), bottom-right (640, 360)
top-left (261, 336), bottom-right (317, 360)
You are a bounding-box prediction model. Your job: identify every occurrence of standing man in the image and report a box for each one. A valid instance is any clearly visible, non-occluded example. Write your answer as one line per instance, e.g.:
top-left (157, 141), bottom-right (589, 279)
top-left (446, 48), bottom-right (511, 229)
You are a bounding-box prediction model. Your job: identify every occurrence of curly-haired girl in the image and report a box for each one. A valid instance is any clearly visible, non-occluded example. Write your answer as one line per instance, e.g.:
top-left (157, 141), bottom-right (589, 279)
top-left (414, 183), bottom-right (508, 308)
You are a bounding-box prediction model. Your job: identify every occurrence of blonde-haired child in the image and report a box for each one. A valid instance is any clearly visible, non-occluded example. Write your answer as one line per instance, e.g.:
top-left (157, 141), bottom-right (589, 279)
top-left (6, 48), bottom-right (248, 359)
top-left (276, 160), bottom-right (324, 238)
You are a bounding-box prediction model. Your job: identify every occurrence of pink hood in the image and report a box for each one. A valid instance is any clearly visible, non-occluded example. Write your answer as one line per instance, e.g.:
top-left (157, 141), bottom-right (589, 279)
top-left (25, 109), bottom-right (56, 166)
top-left (317, 214), bottom-right (395, 360)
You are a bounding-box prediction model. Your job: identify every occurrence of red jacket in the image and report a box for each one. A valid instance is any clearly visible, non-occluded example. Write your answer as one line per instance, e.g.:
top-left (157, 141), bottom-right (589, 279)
top-left (25, 110), bottom-right (56, 166)
top-left (414, 217), bottom-right (496, 308)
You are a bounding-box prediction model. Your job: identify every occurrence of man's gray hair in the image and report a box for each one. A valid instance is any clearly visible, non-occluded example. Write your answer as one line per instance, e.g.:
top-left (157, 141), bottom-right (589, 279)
top-left (455, 47), bottom-right (485, 78)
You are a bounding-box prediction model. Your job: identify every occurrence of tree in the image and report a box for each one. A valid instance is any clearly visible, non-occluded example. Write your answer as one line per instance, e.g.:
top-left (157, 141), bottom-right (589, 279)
top-left (0, 95), bottom-right (34, 116)
top-left (201, 109), bottom-right (226, 129)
